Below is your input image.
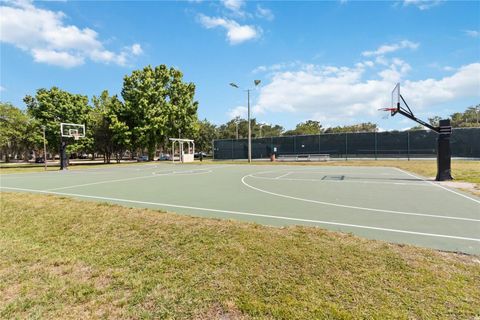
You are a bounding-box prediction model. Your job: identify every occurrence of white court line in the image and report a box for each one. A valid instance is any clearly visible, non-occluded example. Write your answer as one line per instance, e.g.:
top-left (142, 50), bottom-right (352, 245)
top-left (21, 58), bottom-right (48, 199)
top-left (393, 167), bottom-right (480, 205)
top-left (241, 173), bottom-right (480, 222)
top-left (275, 172), bottom-right (292, 179)
top-left (47, 169), bottom-right (213, 191)
top-left (1, 186), bottom-right (479, 243)
top-left (250, 175), bottom-right (430, 187)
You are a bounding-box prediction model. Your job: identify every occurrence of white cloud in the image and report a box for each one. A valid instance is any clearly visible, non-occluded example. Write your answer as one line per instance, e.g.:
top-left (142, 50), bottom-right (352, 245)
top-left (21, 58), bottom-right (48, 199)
top-left (252, 61), bottom-right (302, 74)
top-left (131, 43), bottom-right (143, 56)
top-left (403, 0), bottom-right (443, 10)
top-left (362, 40), bottom-right (419, 57)
top-left (228, 106), bottom-right (248, 119)
top-left (32, 48), bottom-right (84, 67)
top-left (0, 0), bottom-right (142, 68)
top-left (198, 14), bottom-right (260, 44)
top-left (464, 30), bottom-right (480, 38)
top-left (402, 63), bottom-right (480, 108)
top-left (253, 61), bottom-right (480, 125)
top-left (0, 85), bottom-right (5, 92)
top-left (222, 0), bottom-right (244, 12)
top-left (256, 5), bottom-right (274, 21)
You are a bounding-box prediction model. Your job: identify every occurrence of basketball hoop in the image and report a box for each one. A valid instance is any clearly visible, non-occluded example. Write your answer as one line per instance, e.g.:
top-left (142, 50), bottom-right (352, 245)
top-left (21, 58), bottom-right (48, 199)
top-left (68, 128), bottom-right (81, 140)
top-left (379, 107), bottom-right (397, 119)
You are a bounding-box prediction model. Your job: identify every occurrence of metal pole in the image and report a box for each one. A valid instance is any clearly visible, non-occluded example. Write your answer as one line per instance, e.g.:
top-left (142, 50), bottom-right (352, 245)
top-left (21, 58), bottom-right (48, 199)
top-left (247, 89), bottom-right (252, 163)
top-left (407, 130), bottom-right (410, 161)
top-left (212, 140), bottom-right (215, 160)
top-left (318, 133), bottom-right (321, 153)
top-left (42, 126), bottom-right (47, 171)
top-left (374, 131), bottom-right (377, 160)
top-left (236, 121), bottom-right (238, 140)
top-left (345, 132), bottom-right (348, 161)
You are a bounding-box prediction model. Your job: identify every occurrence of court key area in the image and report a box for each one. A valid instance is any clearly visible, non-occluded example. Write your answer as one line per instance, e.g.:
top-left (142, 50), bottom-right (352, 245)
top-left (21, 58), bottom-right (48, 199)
top-left (1, 163), bottom-right (479, 255)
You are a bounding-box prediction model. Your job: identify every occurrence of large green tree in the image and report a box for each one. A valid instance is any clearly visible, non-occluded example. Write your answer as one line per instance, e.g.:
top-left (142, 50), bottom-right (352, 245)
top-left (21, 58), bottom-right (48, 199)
top-left (24, 87), bottom-right (91, 155)
top-left (121, 65), bottom-right (199, 160)
top-left (0, 103), bottom-right (42, 162)
top-left (91, 90), bottom-right (131, 163)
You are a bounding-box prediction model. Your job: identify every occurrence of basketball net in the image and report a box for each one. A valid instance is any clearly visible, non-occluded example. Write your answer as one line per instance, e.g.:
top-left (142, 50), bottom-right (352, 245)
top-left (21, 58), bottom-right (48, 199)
top-left (381, 111), bottom-right (391, 120)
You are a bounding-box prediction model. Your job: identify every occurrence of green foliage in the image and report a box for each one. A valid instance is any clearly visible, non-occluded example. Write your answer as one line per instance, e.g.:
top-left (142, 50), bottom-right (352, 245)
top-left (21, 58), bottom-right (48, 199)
top-left (0, 102), bottom-right (42, 162)
top-left (428, 116), bottom-right (442, 127)
top-left (428, 105), bottom-right (479, 128)
top-left (218, 117), bottom-right (284, 140)
top-left (121, 65), bottom-right (199, 159)
top-left (324, 122), bottom-right (378, 134)
top-left (24, 87), bottom-right (91, 154)
top-left (450, 105), bottom-right (480, 127)
top-left (284, 120), bottom-right (322, 136)
top-left (255, 123), bottom-right (284, 138)
top-left (218, 117), bottom-right (246, 139)
top-left (90, 91), bottom-right (130, 163)
top-left (195, 119), bottom-right (217, 153)
top-left (408, 125), bottom-right (424, 131)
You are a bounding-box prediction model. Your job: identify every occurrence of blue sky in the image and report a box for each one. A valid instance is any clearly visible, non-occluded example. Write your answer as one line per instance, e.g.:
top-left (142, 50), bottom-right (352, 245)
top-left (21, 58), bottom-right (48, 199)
top-left (1, 0), bottom-right (479, 130)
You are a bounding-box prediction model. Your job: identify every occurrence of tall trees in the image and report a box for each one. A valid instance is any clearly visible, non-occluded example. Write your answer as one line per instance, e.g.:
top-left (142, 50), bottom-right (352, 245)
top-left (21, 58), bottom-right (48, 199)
top-left (24, 87), bottom-right (91, 155)
top-left (324, 122), bottom-right (378, 134)
top-left (284, 120), bottom-right (322, 136)
top-left (121, 65), bottom-right (199, 159)
top-left (196, 119), bottom-right (217, 153)
top-left (450, 105), bottom-right (480, 127)
top-left (254, 123), bottom-right (284, 138)
top-left (91, 90), bottom-right (130, 163)
top-left (0, 103), bottom-right (42, 162)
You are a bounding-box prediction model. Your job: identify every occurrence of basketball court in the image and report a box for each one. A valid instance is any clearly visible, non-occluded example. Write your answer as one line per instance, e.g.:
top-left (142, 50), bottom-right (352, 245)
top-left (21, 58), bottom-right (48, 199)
top-left (1, 163), bottom-right (479, 254)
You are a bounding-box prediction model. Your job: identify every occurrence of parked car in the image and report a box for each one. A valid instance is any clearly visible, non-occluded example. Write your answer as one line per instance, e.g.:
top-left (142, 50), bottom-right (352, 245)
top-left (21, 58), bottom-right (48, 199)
top-left (194, 152), bottom-right (207, 159)
top-left (137, 155), bottom-right (149, 162)
top-left (158, 153), bottom-right (171, 161)
top-left (35, 157), bottom-right (45, 163)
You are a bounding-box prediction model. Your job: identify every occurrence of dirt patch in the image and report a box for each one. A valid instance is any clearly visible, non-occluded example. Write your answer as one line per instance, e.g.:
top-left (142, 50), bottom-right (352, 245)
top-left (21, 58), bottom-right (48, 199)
top-left (438, 181), bottom-right (480, 196)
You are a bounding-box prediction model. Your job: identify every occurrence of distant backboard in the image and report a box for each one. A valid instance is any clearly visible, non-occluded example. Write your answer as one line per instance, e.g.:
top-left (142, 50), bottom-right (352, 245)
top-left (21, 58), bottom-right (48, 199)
top-left (61, 123), bottom-right (85, 139)
top-left (391, 83), bottom-right (400, 110)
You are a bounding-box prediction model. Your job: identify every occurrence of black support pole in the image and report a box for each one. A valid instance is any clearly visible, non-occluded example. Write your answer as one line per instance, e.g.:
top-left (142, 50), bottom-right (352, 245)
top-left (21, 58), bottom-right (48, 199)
top-left (436, 119), bottom-right (453, 181)
top-left (60, 139), bottom-right (68, 170)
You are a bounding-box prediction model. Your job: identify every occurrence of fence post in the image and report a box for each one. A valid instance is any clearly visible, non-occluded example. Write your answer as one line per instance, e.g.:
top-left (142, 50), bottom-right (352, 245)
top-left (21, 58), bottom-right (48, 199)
top-left (374, 132), bottom-right (377, 160)
top-left (318, 133), bottom-right (321, 153)
top-left (212, 140), bottom-right (215, 160)
top-left (345, 132), bottom-right (348, 161)
top-left (407, 131), bottom-right (410, 161)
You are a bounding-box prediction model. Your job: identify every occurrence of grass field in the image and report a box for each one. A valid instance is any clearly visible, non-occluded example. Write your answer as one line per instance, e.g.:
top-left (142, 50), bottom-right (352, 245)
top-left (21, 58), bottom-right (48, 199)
top-left (1, 192), bottom-right (479, 319)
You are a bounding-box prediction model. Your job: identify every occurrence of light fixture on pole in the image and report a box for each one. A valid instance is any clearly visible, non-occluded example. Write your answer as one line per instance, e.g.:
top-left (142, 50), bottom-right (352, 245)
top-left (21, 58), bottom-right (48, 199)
top-left (229, 80), bottom-right (261, 163)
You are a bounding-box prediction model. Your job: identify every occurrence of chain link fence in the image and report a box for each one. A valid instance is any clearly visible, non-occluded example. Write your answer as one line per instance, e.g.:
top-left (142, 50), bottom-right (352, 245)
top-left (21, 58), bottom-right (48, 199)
top-left (213, 128), bottom-right (480, 160)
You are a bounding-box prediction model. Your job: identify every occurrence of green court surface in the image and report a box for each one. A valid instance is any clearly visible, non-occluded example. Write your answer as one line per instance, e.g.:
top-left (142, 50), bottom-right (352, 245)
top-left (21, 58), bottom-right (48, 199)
top-left (1, 163), bottom-right (479, 254)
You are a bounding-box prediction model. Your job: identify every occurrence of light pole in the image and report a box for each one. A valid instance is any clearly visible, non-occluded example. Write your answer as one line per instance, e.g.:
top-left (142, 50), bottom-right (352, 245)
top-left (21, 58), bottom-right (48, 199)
top-left (230, 80), bottom-right (261, 163)
top-left (235, 119), bottom-right (239, 140)
top-left (42, 125), bottom-right (47, 171)
top-left (259, 123), bottom-right (264, 138)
